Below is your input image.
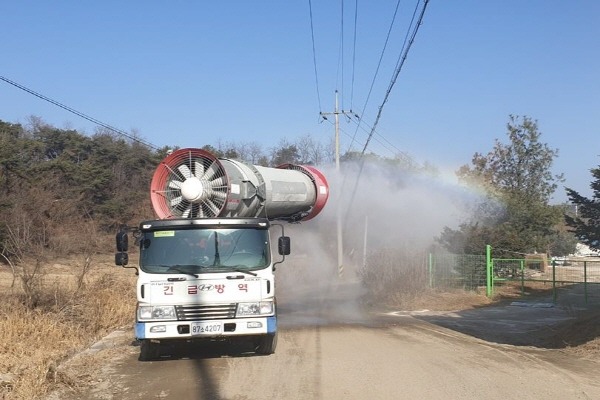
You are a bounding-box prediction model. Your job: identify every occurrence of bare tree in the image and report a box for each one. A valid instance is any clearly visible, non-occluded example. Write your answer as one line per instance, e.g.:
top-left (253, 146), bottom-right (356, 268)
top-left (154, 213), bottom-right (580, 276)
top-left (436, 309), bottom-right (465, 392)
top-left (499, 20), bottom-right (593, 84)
top-left (323, 136), bottom-right (336, 164)
top-left (310, 140), bottom-right (327, 166)
top-left (246, 142), bottom-right (265, 164)
top-left (296, 134), bottom-right (314, 164)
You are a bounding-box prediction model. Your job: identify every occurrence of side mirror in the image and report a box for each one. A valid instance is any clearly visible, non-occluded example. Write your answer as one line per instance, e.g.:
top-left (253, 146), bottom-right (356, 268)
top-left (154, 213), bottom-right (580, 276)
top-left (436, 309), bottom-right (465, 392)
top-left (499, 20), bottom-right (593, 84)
top-left (116, 230), bottom-right (129, 252)
top-left (278, 236), bottom-right (291, 256)
top-left (115, 252), bottom-right (129, 266)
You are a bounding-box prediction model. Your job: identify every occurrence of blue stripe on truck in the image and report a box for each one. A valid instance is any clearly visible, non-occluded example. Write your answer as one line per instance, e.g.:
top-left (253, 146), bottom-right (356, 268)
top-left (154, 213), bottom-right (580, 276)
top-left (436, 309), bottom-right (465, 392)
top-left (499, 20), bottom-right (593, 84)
top-left (135, 322), bottom-right (146, 339)
top-left (267, 316), bottom-right (277, 334)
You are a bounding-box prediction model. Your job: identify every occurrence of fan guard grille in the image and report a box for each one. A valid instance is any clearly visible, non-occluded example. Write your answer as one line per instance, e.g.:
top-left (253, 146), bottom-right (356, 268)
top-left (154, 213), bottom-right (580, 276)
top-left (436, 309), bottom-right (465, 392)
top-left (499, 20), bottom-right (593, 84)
top-left (150, 149), bottom-right (228, 219)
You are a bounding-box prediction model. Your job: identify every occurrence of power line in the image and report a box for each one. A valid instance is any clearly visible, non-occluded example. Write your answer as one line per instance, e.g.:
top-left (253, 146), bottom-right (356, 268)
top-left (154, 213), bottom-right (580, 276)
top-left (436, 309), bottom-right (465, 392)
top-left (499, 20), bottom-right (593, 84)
top-left (311, 0), bottom-right (428, 162)
top-left (336, 0), bottom-right (345, 104)
top-left (0, 76), bottom-right (161, 151)
top-left (350, 0), bottom-right (359, 111)
top-left (321, 113), bottom-right (415, 163)
top-left (307, 0), bottom-right (323, 113)
top-left (343, 0), bottom-right (430, 220)
top-left (362, 0), bottom-right (430, 155)
top-left (346, 0), bottom-right (403, 154)
top-left (346, 114), bottom-right (414, 160)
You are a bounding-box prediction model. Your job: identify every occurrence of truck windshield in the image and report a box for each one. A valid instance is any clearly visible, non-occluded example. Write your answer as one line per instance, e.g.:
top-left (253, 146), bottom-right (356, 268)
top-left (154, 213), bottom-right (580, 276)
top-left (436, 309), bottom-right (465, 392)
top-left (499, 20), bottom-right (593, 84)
top-left (138, 228), bottom-right (270, 275)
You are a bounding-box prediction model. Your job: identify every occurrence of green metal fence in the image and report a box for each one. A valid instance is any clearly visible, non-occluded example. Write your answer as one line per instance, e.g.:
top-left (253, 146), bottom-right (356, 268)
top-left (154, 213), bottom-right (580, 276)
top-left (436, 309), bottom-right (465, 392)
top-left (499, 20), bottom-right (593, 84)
top-left (427, 252), bottom-right (487, 291)
top-left (428, 247), bottom-right (600, 303)
top-left (491, 256), bottom-right (600, 303)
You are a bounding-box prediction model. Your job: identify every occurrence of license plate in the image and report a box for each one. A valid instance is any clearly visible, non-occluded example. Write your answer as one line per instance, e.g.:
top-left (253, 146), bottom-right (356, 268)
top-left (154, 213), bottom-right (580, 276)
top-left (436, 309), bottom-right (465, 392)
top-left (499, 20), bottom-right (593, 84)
top-left (191, 322), bottom-right (223, 336)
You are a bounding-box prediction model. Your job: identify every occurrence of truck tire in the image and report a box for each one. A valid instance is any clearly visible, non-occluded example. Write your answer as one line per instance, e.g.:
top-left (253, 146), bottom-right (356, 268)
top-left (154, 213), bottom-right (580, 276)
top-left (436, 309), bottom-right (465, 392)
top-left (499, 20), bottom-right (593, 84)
top-left (139, 340), bottom-right (161, 361)
top-left (256, 332), bottom-right (278, 355)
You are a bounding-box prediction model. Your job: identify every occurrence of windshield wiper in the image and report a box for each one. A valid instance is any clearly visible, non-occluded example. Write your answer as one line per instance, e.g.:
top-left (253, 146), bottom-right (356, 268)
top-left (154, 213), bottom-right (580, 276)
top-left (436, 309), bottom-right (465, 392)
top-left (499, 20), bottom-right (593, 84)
top-left (167, 266), bottom-right (199, 278)
top-left (229, 267), bottom-right (257, 277)
top-left (213, 232), bottom-right (220, 266)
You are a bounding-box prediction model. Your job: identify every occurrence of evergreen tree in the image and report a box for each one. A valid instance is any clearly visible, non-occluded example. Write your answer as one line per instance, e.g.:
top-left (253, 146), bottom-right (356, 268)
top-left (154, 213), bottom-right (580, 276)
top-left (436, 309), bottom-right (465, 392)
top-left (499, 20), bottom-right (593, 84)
top-left (565, 166), bottom-right (600, 251)
top-left (439, 116), bottom-right (564, 256)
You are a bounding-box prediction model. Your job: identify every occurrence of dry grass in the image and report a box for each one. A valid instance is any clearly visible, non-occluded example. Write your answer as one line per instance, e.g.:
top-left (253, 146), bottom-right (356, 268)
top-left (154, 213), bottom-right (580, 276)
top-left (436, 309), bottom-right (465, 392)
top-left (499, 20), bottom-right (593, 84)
top-left (390, 288), bottom-right (493, 311)
top-left (539, 309), bottom-right (600, 355)
top-left (0, 255), bottom-right (136, 400)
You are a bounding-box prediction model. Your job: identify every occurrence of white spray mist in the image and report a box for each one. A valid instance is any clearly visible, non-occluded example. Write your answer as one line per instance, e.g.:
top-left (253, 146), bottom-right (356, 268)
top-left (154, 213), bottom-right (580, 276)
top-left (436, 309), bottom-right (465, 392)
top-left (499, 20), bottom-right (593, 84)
top-left (275, 159), bottom-right (481, 325)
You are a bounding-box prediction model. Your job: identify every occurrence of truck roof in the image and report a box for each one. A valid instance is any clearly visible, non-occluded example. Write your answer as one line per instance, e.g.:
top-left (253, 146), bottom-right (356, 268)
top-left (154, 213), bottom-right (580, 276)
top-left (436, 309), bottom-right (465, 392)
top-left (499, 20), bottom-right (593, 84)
top-left (139, 217), bottom-right (270, 231)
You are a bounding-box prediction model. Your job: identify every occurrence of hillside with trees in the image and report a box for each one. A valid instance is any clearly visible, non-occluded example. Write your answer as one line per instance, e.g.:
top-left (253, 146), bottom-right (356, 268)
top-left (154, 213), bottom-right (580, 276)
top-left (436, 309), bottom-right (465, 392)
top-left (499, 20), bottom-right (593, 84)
top-left (0, 118), bottom-right (342, 265)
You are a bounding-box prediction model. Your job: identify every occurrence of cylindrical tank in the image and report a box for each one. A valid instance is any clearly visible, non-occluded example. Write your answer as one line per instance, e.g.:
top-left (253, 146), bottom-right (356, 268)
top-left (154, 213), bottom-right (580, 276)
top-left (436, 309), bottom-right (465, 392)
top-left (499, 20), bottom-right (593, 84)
top-left (150, 148), bottom-right (329, 221)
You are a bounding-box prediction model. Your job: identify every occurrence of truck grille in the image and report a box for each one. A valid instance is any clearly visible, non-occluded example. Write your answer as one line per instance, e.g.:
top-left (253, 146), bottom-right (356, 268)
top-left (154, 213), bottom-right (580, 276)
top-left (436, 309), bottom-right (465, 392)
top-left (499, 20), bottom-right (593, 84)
top-left (175, 304), bottom-right (237, 321)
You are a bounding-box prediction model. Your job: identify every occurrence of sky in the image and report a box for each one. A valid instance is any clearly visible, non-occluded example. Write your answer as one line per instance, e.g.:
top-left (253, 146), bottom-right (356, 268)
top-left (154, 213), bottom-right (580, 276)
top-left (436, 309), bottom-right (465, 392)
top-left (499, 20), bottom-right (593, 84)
top-left (1, 1), bottom-right (599, 204)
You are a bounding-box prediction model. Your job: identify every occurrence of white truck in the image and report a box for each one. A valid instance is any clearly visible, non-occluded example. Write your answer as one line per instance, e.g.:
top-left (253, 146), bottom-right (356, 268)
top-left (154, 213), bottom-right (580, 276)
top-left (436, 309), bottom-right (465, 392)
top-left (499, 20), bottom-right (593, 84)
top-left (115, 148), bottom-right (328, 360)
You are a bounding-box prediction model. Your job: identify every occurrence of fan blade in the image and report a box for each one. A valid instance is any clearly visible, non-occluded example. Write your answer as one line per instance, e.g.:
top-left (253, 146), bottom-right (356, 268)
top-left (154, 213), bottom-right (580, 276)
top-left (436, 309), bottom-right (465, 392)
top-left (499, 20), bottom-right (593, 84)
top-left (194, 161), bottom-right (205, 178)
top-left (210, 176), bottom-right (227, 188)
top-left (182, 207), bottom-right (191, 218)
top-left (170, 196), bottom-right (183, 207)
top-left (210, 191), bottom-right (227, 202)
top-left (168, 180), bottom-right (183, 189)
top-left (203, 162), bottom-right (218, 181)
top-left (178, 164), bottom-right (192, 179)
top-left (206, 199), bottom-right (220, 216)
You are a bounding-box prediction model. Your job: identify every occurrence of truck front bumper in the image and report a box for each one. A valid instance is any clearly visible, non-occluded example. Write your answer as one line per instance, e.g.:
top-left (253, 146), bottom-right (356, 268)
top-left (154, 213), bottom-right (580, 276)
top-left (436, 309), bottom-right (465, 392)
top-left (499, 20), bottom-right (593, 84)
top-left (135, 316), bottom-right (276, 340)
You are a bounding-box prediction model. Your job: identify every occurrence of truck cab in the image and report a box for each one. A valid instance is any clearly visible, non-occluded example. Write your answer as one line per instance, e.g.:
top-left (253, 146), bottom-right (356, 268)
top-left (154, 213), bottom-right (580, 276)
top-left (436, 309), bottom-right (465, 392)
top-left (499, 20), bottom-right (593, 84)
top-left (116, 217), bottom-right (289, 360)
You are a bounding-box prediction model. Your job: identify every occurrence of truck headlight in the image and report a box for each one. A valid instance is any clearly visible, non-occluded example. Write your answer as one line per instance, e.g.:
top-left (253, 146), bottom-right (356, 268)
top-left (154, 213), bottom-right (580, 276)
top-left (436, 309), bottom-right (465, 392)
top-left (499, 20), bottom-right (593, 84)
top-left (237, 301), bottom-right (274, 316)
top-left (138, 305), bottom-right (176, 321)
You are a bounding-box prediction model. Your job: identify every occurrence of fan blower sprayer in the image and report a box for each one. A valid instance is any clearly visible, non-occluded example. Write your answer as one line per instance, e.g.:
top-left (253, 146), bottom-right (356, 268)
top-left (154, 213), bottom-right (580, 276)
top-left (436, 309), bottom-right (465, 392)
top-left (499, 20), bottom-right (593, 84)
top-left (115, 148), bottom-right (329, 360)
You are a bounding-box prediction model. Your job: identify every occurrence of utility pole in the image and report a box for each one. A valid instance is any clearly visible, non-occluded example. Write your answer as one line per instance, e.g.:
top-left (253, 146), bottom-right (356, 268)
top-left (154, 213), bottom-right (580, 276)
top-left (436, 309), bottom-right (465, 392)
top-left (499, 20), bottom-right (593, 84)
top-left (363, 215), bottom-right (368, 270)
top-left (320, 90), bottom-right (353, 278)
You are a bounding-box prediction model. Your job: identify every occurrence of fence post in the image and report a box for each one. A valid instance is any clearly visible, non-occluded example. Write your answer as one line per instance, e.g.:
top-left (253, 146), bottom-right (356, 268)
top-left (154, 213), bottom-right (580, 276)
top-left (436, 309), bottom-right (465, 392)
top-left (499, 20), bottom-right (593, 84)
top-left (486, 245), bottom-right (492, 297)
top-left (520, 260), bottom-right (525, 296)
top-left (428, 253), bottom-right (434, 289)
top-left (584, 261), bottom-right (588, 304)
top-left (552, 259), bottom-right (557, 303)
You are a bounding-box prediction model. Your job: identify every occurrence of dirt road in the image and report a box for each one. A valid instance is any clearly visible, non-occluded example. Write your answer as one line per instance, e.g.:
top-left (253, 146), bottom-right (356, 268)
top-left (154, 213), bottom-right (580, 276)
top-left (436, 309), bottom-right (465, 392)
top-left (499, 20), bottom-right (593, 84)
top-left (54, 297), bottom-right (600, 400)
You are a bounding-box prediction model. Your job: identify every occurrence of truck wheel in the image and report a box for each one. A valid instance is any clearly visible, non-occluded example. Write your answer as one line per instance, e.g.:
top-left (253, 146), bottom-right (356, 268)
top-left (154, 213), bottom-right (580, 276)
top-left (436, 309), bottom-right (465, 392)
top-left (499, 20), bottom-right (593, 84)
top-left (256, 332), bottom-right (278, 355)
top-left (139, 340), bottom-right (161, 361)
